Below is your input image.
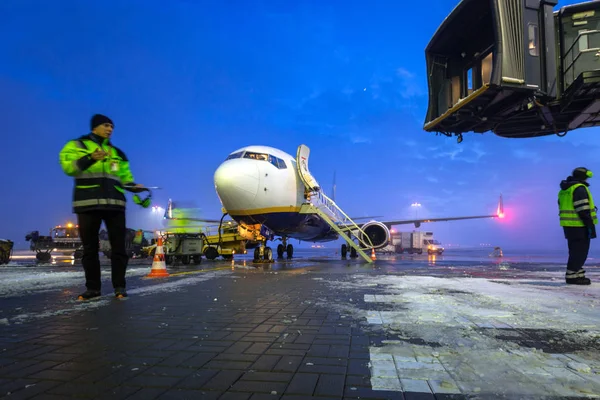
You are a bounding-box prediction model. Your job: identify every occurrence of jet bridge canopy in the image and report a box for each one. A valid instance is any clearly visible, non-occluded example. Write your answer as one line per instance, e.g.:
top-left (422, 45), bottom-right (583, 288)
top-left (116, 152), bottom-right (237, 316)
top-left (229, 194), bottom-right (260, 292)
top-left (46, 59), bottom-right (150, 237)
top-left (423, 0), bottom-right (560, 138)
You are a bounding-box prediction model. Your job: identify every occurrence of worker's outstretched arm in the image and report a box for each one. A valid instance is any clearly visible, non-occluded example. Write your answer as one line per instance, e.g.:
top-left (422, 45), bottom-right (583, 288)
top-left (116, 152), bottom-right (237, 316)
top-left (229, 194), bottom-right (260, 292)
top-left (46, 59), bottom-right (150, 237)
top-left (59, 141), bottom-right (96, 176)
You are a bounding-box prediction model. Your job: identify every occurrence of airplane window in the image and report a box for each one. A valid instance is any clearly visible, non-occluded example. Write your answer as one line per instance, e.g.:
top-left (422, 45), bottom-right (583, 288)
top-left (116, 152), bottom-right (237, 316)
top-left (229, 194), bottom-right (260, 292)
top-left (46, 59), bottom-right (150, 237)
top-left (244, 152), bottom-right (269, 161)
top-left (277, 158), bottom-right (287, 169)
top-left (268, 155), bottom-right (278, 168)
top-left (225, 151), bottom-right (244, 160)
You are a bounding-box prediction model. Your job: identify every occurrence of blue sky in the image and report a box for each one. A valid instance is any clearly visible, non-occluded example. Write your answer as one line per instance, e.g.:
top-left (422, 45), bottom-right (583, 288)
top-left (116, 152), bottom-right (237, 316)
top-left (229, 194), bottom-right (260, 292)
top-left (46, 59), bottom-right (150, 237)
top-left (1, 0), bottom-right (598, 251)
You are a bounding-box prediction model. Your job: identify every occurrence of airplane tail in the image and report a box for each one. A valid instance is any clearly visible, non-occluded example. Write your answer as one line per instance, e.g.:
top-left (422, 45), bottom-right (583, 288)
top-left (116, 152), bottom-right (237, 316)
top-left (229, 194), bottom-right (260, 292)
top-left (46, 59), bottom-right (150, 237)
top-left (163, 199), bottom-right (173, 220)
top-left (496, 194), bottom-right (505, 218)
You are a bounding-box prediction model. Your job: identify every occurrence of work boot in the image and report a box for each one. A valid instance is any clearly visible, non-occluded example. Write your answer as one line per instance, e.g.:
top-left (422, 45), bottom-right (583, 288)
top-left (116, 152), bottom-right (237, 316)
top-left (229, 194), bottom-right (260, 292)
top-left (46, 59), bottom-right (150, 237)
top-left (77, 289), bottom-right (101, 301)
top-left (566, 276), bottom-right (591, 285)
top-left (566, 269), bottom-right (591, 285)
top-left (114, 287), bottom-right (128, 298)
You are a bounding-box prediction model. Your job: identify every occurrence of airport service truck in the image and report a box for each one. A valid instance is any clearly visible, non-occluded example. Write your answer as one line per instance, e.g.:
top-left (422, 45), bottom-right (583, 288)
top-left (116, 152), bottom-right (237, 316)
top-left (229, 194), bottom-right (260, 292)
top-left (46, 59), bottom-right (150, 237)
top-left (383, 231), bottom-right (444, 255)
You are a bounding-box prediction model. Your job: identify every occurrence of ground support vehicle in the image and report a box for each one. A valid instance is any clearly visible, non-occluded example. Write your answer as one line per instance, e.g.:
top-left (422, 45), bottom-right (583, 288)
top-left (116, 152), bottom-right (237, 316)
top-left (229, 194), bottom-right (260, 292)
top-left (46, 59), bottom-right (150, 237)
top-left (100, 229), bottom-right (154, 259)
top-left (143, 232), bottom-right (204, 265)
top-left (25, 223), bottom-right (83, 263)
top-left (0, 239), bottom-right (13, 265)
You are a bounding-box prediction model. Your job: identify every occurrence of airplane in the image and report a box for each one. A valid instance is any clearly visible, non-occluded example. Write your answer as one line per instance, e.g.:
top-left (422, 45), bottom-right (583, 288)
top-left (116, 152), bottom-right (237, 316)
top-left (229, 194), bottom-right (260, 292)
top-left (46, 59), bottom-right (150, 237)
top-left (213, 144), bottom-right (504, 262)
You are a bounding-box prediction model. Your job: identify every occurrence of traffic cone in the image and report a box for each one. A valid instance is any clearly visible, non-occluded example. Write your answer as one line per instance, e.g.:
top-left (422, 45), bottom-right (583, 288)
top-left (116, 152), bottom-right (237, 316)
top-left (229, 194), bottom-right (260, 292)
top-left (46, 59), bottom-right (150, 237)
top-left (147, 237), bottom-right (169, 278)
top-left (371, 248), bottom-right (377, 260)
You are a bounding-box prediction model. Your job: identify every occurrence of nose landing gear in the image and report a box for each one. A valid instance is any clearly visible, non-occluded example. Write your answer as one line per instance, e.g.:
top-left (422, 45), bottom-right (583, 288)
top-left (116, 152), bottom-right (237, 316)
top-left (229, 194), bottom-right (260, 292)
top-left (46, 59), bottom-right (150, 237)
top-left (253, 242), bottom-right (274, 263)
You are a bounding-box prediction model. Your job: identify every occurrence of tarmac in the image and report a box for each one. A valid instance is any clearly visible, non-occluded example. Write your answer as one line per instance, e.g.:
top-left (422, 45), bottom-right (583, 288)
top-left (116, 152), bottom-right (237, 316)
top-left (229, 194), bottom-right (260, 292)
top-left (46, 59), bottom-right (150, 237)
top-left (1, 248), bottom-right (600, 399)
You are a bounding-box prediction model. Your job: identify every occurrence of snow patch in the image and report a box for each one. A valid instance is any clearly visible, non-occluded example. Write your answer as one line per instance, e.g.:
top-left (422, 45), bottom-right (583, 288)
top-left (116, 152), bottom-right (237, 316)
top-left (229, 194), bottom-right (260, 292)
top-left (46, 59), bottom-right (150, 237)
top-left (319, 275), bottom-right (600, 397)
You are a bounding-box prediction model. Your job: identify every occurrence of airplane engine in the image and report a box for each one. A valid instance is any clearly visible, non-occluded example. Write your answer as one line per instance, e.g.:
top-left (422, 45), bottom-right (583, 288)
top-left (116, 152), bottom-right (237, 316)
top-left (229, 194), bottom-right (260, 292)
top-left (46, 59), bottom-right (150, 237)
top-left (359, 221), bottom-right (391, 249)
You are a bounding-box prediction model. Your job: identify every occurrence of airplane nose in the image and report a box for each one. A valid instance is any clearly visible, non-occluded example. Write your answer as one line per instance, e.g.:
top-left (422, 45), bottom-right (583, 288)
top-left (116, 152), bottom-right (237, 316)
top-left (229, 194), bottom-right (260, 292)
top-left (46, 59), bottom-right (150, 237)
top-left (214, 160), bottom-right (260, 212)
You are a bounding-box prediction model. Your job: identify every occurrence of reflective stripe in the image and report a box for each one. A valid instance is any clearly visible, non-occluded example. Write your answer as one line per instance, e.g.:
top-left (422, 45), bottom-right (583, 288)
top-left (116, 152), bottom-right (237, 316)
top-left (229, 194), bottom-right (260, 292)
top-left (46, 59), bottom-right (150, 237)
top-left (574, 205), bottom-right (591, 211)
top-left (558, 184), bottom-right (598, 226)
top-left (75, 172), bottom-right (121, 182)
top-left (566, 269), bottom-right (586, 278)
top-left (75, 185), bottom-right (100, 189)
top-left (73, 199), bottom-right (126, 207)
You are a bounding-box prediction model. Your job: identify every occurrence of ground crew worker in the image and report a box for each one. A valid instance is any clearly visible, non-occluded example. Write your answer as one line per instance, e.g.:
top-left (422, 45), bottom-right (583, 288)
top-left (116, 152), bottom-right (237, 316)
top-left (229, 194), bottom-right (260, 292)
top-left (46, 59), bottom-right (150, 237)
top-left (59, 114), bottom-right (149, 300)
top-left (558, 167), bottom-right (597, 285)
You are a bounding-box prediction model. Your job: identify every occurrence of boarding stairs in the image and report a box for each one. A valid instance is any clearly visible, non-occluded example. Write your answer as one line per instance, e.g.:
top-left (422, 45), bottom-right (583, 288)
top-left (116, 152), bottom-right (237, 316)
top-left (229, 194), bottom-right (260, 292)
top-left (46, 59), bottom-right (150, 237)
top-left (295, 144), bottom-right (374, 263)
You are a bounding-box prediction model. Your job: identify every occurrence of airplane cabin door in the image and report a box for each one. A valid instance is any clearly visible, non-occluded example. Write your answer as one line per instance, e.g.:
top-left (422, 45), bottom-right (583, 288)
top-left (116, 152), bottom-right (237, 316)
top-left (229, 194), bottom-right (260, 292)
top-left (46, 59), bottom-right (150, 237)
top-left (296, 144), bottom-right (321, 192)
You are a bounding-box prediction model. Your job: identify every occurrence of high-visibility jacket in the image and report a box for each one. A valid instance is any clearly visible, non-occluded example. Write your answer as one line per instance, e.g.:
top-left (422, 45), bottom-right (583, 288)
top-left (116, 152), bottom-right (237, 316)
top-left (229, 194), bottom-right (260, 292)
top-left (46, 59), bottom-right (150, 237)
top-left (133, 230), bottom-right (143, 245)
top-left (558, 183), bottom-right (598, 227)
top-left (59, 133), bottom-right (135, 213)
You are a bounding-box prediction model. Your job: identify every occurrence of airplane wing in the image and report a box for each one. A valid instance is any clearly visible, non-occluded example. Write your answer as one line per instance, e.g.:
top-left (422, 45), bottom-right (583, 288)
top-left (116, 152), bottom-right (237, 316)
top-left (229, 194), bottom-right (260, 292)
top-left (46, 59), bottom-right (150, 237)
top-left (380, 214), bottom-right (500, 228)
top-left (343, 195), bottom-right (504, 229)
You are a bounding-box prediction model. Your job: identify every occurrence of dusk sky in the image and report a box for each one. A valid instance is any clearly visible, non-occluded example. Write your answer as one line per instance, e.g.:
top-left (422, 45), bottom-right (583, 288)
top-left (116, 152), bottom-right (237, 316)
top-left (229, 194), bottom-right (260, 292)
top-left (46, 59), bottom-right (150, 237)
top-left (2, 0), bottom-right (598, 252)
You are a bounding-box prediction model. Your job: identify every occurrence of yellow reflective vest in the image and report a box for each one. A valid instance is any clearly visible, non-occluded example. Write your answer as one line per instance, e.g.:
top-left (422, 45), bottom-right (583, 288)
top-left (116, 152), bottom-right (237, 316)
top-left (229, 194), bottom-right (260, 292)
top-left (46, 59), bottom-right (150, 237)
top-left (59, 134), bottom-right (135, 213)
top-left (558, 183), bottom-right (598, 227)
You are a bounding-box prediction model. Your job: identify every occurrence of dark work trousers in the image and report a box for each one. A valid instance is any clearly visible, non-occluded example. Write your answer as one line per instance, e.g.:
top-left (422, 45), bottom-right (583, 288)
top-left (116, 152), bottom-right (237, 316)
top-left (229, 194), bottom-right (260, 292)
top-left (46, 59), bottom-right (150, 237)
top-left (567, 237), bottom-right (591, 272)
top-left (77, 210), bottom-right (128, 291)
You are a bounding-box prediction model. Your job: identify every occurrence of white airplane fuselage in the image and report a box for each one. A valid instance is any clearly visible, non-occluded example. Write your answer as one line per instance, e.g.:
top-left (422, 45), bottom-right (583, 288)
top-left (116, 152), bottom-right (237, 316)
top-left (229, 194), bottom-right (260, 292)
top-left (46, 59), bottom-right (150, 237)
top-left (213, 145), bottom-right (338, 242)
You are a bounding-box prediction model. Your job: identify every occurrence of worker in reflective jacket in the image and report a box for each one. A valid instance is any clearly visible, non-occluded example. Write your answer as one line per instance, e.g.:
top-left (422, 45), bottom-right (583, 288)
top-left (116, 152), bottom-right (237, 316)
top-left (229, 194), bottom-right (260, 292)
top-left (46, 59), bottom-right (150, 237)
top-left (59, 114), bottom-right (148, 300)
top-left (558, 167), bottom-right (597, 285)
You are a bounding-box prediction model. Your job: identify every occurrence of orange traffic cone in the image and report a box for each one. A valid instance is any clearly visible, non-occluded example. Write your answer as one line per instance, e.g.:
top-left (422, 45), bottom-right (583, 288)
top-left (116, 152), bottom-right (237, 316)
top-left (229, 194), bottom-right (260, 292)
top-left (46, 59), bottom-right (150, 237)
top-left (147, 237), bottom-right (169, 278)
top-left (371, 248), bottom-right (377, 260)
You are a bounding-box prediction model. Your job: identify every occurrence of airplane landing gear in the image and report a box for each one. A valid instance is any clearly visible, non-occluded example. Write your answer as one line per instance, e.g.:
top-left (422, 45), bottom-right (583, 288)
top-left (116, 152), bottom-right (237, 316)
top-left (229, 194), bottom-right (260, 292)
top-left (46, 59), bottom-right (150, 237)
top-left (253, 242), bottom-right (274, 263)
top-left (276, 237), bottom-right (293, 259)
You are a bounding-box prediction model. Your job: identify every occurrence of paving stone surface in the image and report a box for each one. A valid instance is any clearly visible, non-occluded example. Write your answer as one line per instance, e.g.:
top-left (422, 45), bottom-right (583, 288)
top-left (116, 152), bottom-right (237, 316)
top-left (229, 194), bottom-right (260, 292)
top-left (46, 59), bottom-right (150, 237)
top-left (0, 253), bottom-right (599, 399)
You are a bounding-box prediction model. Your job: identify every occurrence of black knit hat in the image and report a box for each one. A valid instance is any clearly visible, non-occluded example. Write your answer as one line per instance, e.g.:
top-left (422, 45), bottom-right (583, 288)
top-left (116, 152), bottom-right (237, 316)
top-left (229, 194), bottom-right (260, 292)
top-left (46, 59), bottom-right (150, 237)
top-left (573, 167), bottom-right (591, 180)
top-left (90, 114), bottom-right (114, 130)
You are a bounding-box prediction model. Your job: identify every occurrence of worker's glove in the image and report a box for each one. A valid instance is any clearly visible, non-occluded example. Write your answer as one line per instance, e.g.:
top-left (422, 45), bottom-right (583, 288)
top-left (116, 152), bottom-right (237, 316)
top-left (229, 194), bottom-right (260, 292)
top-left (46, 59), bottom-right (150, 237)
top-left (133, 189), bottom-right (152, 209)
top-left (588, 227), bottom-right (597, 239)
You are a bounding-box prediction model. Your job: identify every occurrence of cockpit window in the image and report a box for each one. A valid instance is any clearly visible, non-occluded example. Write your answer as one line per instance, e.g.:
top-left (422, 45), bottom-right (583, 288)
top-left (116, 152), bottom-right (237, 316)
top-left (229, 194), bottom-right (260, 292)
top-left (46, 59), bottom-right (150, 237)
top-left (225, 151), bottom-right (244, 160)
top-left (242, 152), bottom-right (288, 169)
top-left (244, 152), bottom-right (269, 161)
top-left (276, 157), bottom-right (287, 169)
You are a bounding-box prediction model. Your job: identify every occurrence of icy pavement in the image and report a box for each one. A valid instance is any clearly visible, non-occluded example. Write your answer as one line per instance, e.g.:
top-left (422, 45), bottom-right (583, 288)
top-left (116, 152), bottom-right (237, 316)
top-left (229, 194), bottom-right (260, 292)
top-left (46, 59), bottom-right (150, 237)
top-left (318, 272), bottom-right (600, 398)
top-left (0, 263), bottom-right (234, 325)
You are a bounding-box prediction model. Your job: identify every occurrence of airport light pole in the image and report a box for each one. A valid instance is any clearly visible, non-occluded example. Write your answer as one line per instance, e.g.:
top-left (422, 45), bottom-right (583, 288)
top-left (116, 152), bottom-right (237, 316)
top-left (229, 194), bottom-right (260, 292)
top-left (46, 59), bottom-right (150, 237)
top-left (411, 202), bottom-right (421, 219)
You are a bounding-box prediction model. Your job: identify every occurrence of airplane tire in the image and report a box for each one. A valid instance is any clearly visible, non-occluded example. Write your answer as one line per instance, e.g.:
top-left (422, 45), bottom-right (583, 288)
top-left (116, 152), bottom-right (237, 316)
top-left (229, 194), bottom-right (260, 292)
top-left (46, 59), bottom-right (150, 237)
top-left (341, 244), bottom-right (347, 258)
top-left (254, 247), bottom-right (261, 261)
top-left (350, 247), bottom-right (357, 258)
top-left (277, 244), bottom-right (284, 259)
top-left (286, 244), bottom-right (293, 259)
top-left (264, 247), bottom-right (273, 261)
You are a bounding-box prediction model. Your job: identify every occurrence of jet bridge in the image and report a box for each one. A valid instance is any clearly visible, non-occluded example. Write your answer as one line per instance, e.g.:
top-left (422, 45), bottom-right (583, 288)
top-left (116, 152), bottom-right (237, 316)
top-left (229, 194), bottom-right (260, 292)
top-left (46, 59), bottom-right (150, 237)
top-left (423, 0), bottom-right (600, 140)
top-left (296, 145), bottom-right (375, 263)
